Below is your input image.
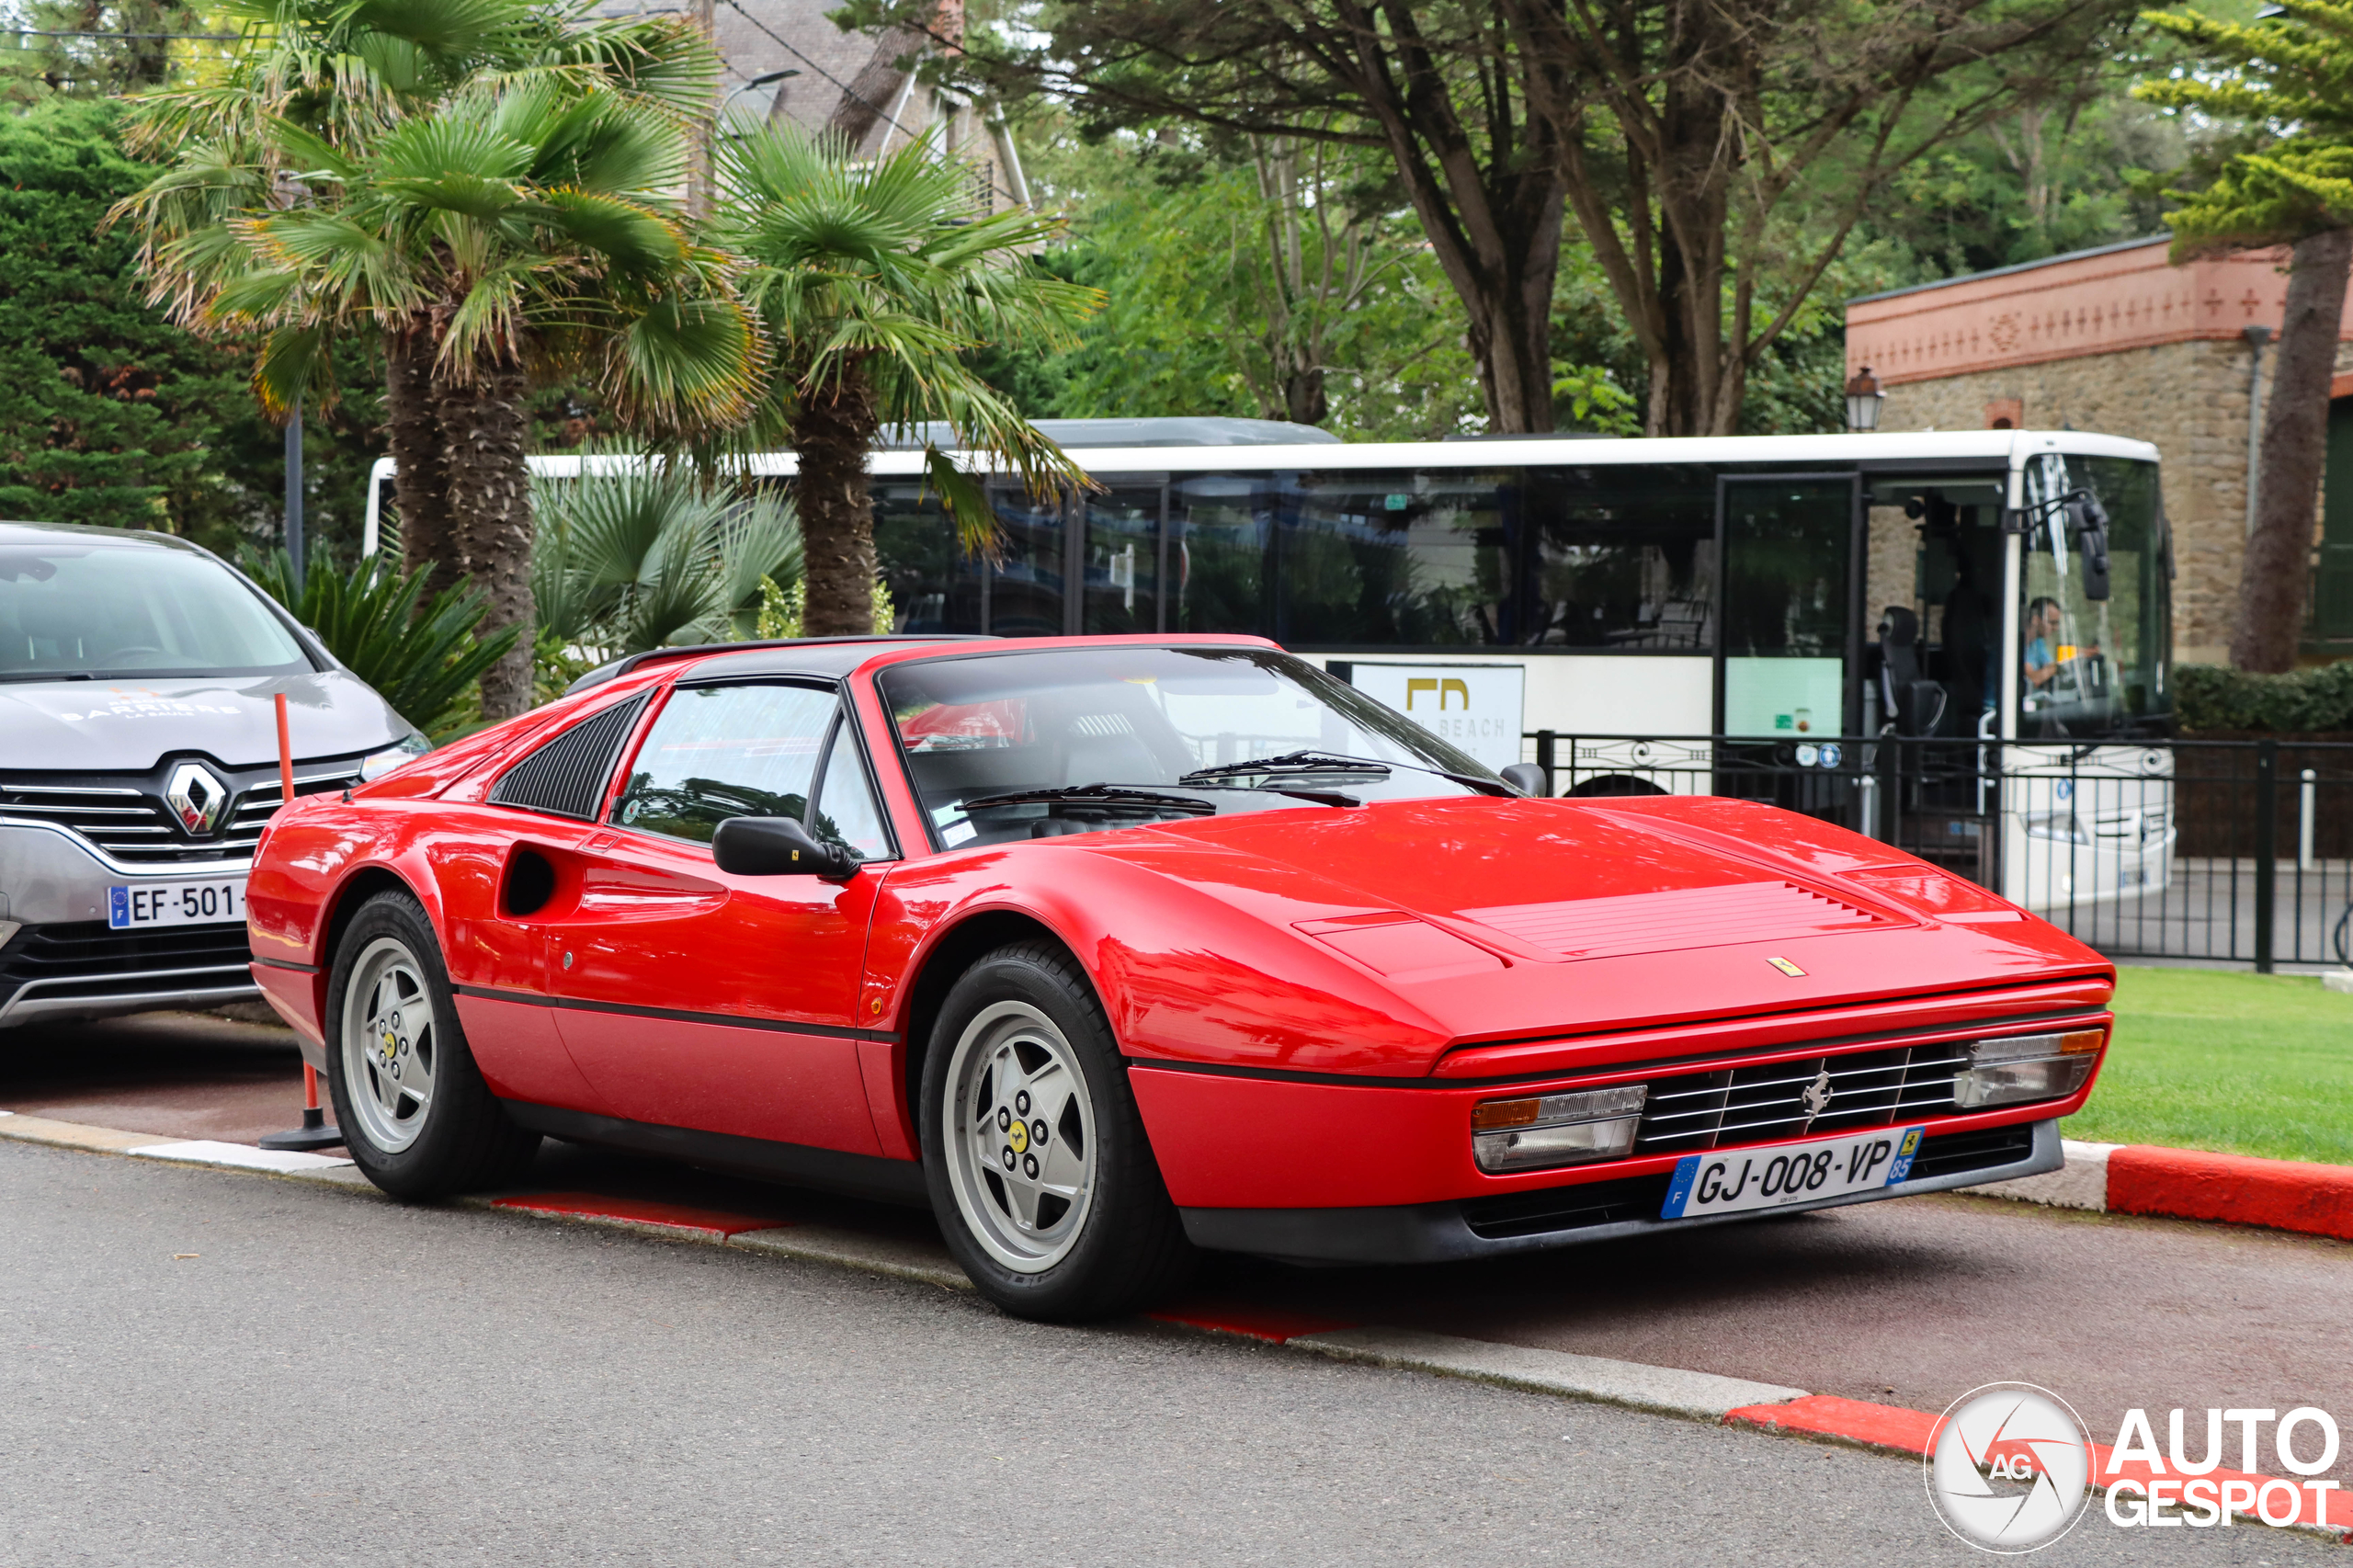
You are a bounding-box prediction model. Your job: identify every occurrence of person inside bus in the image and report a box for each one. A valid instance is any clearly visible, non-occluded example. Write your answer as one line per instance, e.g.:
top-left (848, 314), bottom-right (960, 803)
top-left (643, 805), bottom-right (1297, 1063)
top-left (2023, 596), bottom-right (2099, 696)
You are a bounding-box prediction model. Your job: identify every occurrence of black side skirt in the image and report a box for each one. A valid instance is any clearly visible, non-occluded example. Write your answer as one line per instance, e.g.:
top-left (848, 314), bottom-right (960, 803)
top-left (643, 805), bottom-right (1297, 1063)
top-left (500, 1101), bottom-right (929, 1208)
top-left (1178, 1119), bottom-right (2063, 1267)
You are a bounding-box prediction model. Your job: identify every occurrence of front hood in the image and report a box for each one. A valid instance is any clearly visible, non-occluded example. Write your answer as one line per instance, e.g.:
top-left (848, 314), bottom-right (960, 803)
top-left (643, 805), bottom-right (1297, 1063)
top-left (1075, 795), bottom-right (2106, 1051)
top-left (0, 671), bottom-right (408, 771)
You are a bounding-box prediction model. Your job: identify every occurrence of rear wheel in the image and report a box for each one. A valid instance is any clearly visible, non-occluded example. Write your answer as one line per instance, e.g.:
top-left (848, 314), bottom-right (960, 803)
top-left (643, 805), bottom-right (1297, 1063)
top-left (324, 891), bottom-right (539, 1199)
top-left (921, 942), bottom-right (1194, 1320)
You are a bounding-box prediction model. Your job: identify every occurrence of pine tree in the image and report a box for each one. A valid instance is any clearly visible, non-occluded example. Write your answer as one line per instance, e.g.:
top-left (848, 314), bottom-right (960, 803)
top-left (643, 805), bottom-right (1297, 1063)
top-left (2139, 0), bottom-right (2353, 671)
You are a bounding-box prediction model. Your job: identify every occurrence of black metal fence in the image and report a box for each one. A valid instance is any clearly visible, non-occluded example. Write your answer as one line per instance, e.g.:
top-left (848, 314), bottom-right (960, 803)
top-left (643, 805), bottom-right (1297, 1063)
top-left (1526, 732), bottom-right (2353, 972)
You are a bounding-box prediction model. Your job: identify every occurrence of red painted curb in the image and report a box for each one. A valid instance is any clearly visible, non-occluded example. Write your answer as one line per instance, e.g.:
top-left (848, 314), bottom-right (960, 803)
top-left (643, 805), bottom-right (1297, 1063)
top-left (2109, 1146), bottom-right (2353, 1242)
top-left (491, 1191), bottom-right (794, 1239)
top-left (1723, 1395), bottom-right (1938, 1456)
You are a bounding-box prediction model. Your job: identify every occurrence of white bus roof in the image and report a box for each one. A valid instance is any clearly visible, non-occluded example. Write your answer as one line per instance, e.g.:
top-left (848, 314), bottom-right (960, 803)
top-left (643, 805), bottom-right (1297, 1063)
top-left (515, 428), bottom-right (2157, 482)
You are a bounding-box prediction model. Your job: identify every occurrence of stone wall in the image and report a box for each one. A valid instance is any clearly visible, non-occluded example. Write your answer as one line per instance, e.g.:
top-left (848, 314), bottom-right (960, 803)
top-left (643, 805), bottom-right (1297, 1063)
top-left (1874, 338), bottom-right (2254, 665)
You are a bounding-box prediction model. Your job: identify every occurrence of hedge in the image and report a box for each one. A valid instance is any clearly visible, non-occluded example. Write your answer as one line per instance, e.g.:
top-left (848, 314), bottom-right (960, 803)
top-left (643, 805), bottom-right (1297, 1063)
top-left (2172, 662), bottom-right (2353, 733)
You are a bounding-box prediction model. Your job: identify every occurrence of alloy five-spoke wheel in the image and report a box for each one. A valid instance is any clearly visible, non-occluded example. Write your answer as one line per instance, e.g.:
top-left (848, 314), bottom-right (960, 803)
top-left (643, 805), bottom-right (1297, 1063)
top-left (323, 890), bottom-right (539, 1199)
top-left (920, 942), bottom-right (1195, 1321)
top-left (942, 1000), bottom-right (1098, 1273)
top-left (338, 937), bottom-right (438, 1153)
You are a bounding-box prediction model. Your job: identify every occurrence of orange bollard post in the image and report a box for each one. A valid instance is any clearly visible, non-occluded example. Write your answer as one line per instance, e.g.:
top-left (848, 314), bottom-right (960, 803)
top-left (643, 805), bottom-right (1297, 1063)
top-left (259, 691), bottom-right (345, 1154)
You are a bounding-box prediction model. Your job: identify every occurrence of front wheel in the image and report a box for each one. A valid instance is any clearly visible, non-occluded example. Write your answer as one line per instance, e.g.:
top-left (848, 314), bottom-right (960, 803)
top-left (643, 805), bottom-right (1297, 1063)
top-left (921, 943), bottom-right (1194, 1321)
top-left (324, 891), bottom-right (540, 1199)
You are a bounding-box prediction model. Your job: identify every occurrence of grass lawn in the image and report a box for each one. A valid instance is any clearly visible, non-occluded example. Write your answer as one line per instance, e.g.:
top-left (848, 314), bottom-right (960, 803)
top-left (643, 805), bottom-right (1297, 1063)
top-left (2062, 967), bottom-right (2353, 1165)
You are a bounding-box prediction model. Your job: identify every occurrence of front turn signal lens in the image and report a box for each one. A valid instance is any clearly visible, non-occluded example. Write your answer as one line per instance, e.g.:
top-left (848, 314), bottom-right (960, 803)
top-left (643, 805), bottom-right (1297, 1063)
top-left (1472, 1085), bottom-right (1648, 1174)
top-left (1952, 1027), bottom-right (2106, 1108)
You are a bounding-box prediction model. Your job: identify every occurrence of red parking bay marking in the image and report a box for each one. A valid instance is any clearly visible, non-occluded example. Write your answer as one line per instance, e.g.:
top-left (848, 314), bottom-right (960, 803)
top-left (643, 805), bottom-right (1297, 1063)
top-left (1722, 1394), bottom-right (1938, 1456)
top-left (491, 1192), bottom-right (794, 1240)
top-left (1147, 1303), bottom-right (1359, 1344)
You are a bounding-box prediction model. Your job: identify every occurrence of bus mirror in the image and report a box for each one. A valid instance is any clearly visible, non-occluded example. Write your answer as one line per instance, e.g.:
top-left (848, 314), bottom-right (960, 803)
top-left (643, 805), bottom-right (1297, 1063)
top-left (2062, 498), bottom-right (2111, 600)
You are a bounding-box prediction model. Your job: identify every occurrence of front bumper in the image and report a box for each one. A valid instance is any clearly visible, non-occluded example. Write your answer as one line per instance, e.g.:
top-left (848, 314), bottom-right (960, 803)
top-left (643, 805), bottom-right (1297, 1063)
top-left (0, 822), bottom-right (256, 1027)
top-left (1180, 1119), bottom-right (2061, 1264)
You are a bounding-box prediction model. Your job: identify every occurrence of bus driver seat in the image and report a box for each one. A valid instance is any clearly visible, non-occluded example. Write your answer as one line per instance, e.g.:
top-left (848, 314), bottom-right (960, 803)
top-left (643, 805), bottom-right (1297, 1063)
top-left (1877, 607), bottom-right (1949, 736)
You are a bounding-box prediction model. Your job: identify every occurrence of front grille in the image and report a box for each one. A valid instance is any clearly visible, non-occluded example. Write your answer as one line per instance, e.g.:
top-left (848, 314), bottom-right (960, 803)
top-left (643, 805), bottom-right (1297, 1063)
top-left (1632, 1040), bottom-right (1973, 1153)
top-left (0, 763), bottom-right (358, 865)
top-left (0, 919), bottom-right (253, 1005)
top-left (1464, 1174), bottom-right (1674, 1240)
top-left (1461, 1128), bottom-right (2037, 1242)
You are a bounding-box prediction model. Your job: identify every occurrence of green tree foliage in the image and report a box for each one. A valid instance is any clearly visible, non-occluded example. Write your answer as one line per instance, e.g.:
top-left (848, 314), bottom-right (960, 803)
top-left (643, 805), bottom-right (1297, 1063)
top-left (986, 124), bottom-right (1490, 440)
top-left (2172, 660), bottom-right (2353, 731)
top-left (531, 460), bottom-right (801, 676)
top-left (2138, 0), bottom-right (2353, 671)
top-left (241, 545), bottom-right (517, 739)
top-left (0, 97), bottom-right (381, 554)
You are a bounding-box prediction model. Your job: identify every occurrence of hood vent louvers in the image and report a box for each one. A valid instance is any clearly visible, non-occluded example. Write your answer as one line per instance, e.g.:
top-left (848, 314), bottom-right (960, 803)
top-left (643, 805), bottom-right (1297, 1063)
top-left (1460, 881), bottom-right (1887, 961)
top-left (488, 695), bottom-right (648, 821)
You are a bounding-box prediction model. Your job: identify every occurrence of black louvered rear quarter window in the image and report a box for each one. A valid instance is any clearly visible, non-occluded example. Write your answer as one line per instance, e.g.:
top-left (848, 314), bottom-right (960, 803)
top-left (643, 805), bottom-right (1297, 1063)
top-left (488, 694), bottom-right (649, 820)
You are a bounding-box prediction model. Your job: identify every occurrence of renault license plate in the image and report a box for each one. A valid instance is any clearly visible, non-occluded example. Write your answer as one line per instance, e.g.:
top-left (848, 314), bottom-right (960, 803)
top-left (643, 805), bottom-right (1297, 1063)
top-left (1660, 1126), bottom-right (1924, 1220)
top-left (108, 878), bottom-right (246, 930)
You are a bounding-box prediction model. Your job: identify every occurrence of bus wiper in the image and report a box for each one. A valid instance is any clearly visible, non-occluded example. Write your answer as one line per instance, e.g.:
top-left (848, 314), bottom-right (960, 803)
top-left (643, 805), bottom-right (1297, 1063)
top-left (959, 784), bottom-right (1220, 816)
top-left (1181, 749), bottom-right (1511, 798)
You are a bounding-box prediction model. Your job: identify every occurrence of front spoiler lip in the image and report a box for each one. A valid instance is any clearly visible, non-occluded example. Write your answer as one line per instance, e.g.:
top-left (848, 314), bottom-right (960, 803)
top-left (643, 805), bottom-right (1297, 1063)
top-left (1176, 1118), bottom-right (2063, 1266)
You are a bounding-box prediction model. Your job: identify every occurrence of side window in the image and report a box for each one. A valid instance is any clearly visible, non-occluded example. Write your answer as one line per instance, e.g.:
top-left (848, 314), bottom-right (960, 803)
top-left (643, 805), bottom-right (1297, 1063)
top-left (610, 683), bottom-right (835, 844)
top-left (812, 723), bottom-right (892, 863)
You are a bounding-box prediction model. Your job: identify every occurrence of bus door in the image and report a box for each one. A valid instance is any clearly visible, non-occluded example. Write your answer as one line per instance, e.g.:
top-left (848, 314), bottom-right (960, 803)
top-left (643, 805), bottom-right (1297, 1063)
top-left (1714, 475), bottom-right (1861, 823)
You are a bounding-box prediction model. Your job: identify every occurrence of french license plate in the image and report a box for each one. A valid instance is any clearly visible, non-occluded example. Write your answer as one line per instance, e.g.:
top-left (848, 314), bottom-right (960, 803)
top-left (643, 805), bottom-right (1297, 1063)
top-left (108, 878), bottom-right (246, 930)
top-left (1660, 1125), bottom-right (1924, 1220)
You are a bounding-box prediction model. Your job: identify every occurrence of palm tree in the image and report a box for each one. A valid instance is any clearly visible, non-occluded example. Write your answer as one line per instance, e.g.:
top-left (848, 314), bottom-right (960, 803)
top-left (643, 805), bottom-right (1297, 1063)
top-left (713, 128), bottom-right (1100, 635)
top-left (112, 0), bottom-right (734, 716)
top-left (125, 76), bottom-right (760, 718)
top-left (532, 459), bottom-right (802, 675)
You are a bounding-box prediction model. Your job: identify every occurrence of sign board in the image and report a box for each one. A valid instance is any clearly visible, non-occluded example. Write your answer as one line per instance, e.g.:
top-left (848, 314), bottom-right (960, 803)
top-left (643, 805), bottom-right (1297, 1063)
top-left (1334, 662), bottom-right (1526, 773)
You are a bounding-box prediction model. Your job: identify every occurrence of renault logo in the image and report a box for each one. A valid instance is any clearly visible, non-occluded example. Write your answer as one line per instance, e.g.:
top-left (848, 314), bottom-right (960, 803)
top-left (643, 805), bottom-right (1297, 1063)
top-left (165, 762), bottom-right (230, 836)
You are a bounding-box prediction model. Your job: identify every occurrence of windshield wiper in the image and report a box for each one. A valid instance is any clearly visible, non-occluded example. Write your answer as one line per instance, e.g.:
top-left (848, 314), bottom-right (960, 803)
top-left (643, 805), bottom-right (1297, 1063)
top-left (1180, 748), bottom-right (1510, 798)
top-left (958, 784), bottom-right (1220, 816)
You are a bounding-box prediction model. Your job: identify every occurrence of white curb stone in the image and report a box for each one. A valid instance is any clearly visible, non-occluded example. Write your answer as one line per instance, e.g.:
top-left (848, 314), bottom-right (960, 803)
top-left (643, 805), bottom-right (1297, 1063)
top-left (2324, 971), bottom-right (2353, 996)
top-left (1957, 1138), bottom-right (2116, 1210)
top-left (127, 1139), bottom-right (354, 1174)
top-left (1287, 1327), bottom-right (1806, 1419)
top-left (727, 1224), bottom-right (972, 1291)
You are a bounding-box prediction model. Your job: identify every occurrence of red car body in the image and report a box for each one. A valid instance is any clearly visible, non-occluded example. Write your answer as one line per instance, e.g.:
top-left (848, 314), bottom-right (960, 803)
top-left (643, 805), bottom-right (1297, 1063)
top-left (246, 635), bottom-right (2112, 1263)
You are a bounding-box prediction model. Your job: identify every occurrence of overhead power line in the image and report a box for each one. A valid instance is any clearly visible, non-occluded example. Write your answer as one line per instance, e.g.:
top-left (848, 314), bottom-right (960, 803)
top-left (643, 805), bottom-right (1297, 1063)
top-left (6, 27), bottom-right (239, 39)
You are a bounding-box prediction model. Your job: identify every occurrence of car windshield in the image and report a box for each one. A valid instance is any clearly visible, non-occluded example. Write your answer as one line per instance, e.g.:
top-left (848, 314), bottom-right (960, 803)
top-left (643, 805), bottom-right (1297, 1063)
top-left (0, 541), bottom-right (312, 681)
top-left (878, 645), bottom-right (1498, 848)
top-left (2018, 454), bottom-right (2170, 739)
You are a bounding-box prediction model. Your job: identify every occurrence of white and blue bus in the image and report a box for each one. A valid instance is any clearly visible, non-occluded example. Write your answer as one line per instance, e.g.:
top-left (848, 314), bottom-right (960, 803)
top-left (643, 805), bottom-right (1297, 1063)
top-left (366, 418), bottom-right (2175, 909)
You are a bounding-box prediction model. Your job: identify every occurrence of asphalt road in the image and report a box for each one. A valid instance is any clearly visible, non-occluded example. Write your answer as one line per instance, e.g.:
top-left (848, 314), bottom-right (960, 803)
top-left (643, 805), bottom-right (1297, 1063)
top-left (0, 1139), bottom-right (2333, 1568)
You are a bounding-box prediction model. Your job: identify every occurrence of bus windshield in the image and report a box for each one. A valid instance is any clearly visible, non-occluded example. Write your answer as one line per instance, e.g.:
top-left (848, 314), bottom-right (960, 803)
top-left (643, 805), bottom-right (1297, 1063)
top-left (2018, 454), bottom-right (2170, 739)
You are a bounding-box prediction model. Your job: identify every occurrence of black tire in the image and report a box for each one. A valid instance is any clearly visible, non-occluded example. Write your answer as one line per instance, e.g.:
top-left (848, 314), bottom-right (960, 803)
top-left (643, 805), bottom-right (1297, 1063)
top-left (920, 941), bottom-right (1195, 1321)
top-left (324, 890), bottom-right (540, 1199)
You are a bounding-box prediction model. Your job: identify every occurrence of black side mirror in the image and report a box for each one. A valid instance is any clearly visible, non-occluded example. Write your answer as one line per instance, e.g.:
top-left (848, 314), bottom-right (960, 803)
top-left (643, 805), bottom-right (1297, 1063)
top-left (712, 815), bottom-right (858, 879)
top-left (1499, 762), bottom-right (1549, 798)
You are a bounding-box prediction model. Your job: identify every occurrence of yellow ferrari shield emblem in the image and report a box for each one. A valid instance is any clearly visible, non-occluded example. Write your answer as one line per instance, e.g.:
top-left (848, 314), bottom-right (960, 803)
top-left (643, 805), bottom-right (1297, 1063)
top-left (1008, 1120), bottom-right (1030, 1154)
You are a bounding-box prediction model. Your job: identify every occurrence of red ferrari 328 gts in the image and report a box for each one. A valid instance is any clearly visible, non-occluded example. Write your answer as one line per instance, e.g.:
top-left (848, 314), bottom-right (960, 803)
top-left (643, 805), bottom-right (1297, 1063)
top-left (247, 635), bottom-right (2114, 1319)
